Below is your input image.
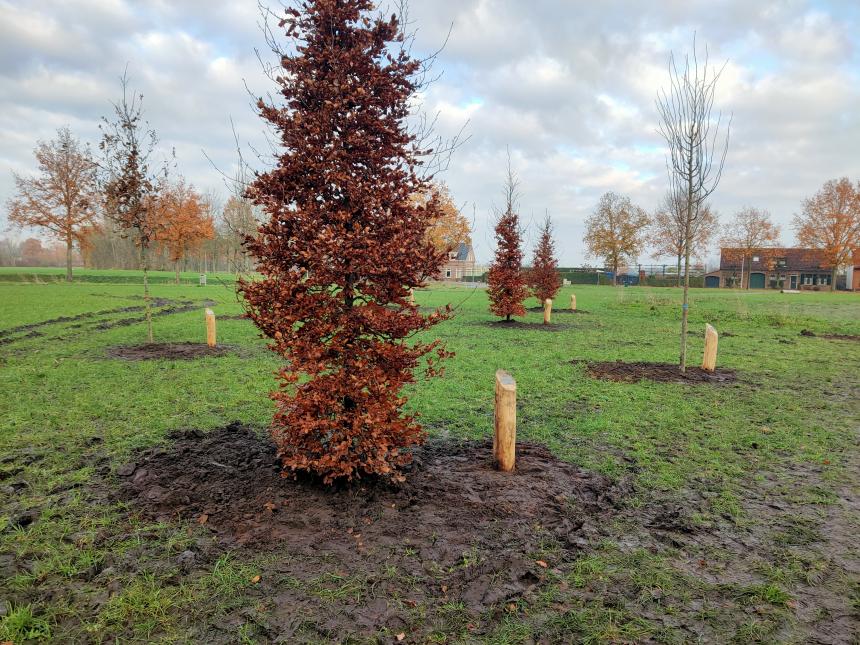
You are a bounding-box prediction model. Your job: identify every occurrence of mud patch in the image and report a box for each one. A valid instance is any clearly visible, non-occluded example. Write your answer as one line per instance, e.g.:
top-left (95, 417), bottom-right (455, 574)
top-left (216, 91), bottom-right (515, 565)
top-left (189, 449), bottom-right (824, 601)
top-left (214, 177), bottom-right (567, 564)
top-left (580, 360), bottom-right (737, 384)
top-left (477, 320), bottom-right (572, 331)
top-left (525, 306), bottom-right (589, 314)
top-left (800, 329), bottom-right (860, 342)
top-left (106, 343), bottom-right (234, 361)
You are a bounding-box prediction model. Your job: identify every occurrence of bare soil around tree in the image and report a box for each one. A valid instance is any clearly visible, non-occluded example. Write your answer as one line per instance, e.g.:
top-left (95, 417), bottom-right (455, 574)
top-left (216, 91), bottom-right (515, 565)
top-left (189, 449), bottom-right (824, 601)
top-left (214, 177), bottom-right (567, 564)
top-left (581, 360), bottom-right (738, 384)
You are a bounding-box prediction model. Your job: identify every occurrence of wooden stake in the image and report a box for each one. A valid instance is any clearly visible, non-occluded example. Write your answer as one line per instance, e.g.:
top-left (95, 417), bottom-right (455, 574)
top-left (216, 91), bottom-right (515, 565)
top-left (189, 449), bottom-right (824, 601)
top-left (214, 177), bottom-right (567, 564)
top-left (702, 323), bottom-right (718, 372)
top-left (205, 308), bottom-right (217, 347)
top-left (543, 298), bottom-right (552, 325)
top-left (494, 370), bottom-right (517, 472)
top-left (409, 288), bottom-right (415, 305)
top-left (570, 293), bottom-right (577, 311)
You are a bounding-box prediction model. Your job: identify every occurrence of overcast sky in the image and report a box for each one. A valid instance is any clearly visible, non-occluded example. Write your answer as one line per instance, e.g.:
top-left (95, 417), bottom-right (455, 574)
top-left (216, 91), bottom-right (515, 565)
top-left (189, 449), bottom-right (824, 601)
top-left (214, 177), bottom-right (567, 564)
top-left (1, 0), bottom-right (859, 265)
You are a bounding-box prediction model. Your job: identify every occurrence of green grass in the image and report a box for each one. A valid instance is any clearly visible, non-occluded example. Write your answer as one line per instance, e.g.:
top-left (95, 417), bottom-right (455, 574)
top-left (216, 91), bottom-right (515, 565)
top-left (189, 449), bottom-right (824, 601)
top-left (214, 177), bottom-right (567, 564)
top-left (0, 276), bottom-right (858, 643)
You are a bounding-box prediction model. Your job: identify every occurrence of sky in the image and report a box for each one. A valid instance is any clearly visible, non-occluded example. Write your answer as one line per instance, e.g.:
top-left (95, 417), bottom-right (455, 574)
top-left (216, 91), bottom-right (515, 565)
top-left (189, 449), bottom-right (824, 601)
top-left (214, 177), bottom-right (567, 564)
top-left (1, 0), bottom-right (859, 266)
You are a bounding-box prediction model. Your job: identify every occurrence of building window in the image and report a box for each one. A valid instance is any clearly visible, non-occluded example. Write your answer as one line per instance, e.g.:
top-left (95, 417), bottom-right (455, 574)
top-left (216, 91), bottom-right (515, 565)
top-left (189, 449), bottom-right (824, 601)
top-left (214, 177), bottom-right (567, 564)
top-left (445, 269), bottom-right (451, 278)
top-left (752, 255), bottom-right (760, 262)
top-left (777, 257), bottom-right (786, 268)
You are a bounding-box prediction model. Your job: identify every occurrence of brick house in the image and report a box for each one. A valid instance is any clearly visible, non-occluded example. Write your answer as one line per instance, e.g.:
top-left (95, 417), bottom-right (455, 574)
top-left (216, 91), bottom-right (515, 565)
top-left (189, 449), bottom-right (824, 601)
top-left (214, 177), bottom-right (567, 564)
top-left (438, 242), bottom-right (475, 280)
top-left (705, 247), bottom-right (833, 289)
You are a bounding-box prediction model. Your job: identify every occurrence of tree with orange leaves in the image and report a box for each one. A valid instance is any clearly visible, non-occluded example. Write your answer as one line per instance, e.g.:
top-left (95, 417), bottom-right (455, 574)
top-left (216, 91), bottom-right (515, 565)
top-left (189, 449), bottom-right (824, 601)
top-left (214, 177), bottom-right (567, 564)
top-left (487, 167), bottom-right (528, 321)
top-left (6, 127), bottom-right (100, 282)
top-left (529, 214), bottom-right (562, 302)
top-left (239, 0), bottom-right (452, 484)
top-left (721, 207), bottom-right (781, 289)
top-left (416, 182), bottom-right (471, 254)
top-left (793, 177), bottom-right (860, 291)
top-left (154, 179), bottom-right (215, 283)
top-left (583, 192), bottom-right (649, 285)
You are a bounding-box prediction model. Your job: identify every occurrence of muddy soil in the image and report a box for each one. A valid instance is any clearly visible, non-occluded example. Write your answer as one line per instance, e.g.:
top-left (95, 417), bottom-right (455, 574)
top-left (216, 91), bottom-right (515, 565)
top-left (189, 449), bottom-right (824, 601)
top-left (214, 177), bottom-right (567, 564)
top-left (106, 343), bottom-right (235, 361)
top-left (581, 360), bottom-right (738, 384)
top-left (478, 320), bottom-right (572, 331)
top-left (525, 306), bottom-right (590, 314)
top-left (800, 329), bottom-right (860, 342)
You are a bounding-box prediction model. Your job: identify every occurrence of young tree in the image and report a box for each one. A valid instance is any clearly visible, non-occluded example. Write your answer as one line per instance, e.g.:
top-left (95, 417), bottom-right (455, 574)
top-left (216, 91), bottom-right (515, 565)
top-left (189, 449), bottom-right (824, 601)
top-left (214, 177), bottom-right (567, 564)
top-left (6, 127), bottom-right (100, 282)
top-left (656, 36), bottom-right (731, 372)
top-left (487, 168), bottom-right (528, 321)
top-left (100, 72), bottom-right (166, 342)
top-left (649, 192), bottom-right (719, 286)
top-left (221, 196), bottom-right (258, 275)
top-left (239, 0), bottom-right (452, 484)
top-left (153, 179), bottom-right (215, 283)
top-left (793, 177), bottom-right (860, 291)
top-left (583, 191), bottom-right (650, 285)
top-left (415, 182), bottom-right (471, 254)
top-left (721, 206), bottom-right (782, 288)
top-left (529, 214), bottom-right (562, 302)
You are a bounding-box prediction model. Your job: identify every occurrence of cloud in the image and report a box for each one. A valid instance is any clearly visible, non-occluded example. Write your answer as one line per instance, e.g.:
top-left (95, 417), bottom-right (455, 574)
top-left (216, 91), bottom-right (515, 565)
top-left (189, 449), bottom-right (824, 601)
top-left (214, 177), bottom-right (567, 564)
top-left (1, 0), bottom-right (859, 266)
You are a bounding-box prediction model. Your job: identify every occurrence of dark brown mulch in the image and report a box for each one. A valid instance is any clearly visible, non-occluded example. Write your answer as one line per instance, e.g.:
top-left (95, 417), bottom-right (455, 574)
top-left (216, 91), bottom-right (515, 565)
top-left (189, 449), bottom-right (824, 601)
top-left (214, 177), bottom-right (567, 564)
top-left (106, 343), bottom-right (234, 361)
top-left (478, 320), bottom-right (571, 331)
top-left (800, 329), bottom-right (860, 342)
top-left (525, 306), bottom-right (589, 314)
top-left (115, 424), bottom-right (625, 631)
top-left (580, 360), bottom-right (737, 384)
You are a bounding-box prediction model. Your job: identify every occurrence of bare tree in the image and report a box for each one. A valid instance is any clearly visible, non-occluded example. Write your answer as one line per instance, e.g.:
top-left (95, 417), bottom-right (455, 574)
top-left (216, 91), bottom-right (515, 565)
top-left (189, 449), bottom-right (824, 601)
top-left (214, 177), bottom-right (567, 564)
top-left (656, 36), bottom-right (731, 372)
top-left (99, 70), bottom-right (168, 342)
top-left (721, 206), bottom-right (782, 288)
top-left (649, 191), bottom-right (719, 286)
top-left (6, 127), bottom-right (100, 282)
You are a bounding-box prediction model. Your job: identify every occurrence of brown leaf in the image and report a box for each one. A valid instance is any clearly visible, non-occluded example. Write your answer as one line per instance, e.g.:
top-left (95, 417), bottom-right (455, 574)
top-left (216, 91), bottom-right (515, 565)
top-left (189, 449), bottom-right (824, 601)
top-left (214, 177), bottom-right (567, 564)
top-left (396, 633), bottom-right (406, 642)
top-left (536, 560), bottom-right (548, 568)
top-left (197, 514), bottom-right (208, 525)
top-left (250, 575), bottom-right (261, 584)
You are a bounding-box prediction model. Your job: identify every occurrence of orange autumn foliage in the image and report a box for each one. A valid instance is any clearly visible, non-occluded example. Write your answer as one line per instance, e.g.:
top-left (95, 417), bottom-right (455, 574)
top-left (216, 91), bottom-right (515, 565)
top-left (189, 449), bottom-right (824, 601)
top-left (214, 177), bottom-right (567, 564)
top-left (153, 179), bottom-right (215, 283)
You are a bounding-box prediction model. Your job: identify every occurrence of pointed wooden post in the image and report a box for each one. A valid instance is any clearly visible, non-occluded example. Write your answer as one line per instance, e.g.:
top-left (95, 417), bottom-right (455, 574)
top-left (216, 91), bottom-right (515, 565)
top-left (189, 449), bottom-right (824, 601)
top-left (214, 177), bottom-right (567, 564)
top-left (570, 293), bottom-right (577, 311)
top-left (409, 288), bottom-right (415, 306)
top-left (543, 298), bottom-right (552, 325)
top-left (494, 370), bottom-right (517, 472)
top-left (205, 308), bottom-right (217, 348)
top-left (702, 323), bottom-right (718, 372)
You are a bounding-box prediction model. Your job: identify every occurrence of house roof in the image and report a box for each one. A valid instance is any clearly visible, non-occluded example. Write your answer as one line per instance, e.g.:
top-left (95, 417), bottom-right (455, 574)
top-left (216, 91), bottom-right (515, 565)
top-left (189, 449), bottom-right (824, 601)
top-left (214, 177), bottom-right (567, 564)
top-left (454, 242), bottom-right (472, 261)
top-left (719, 247), bottom-right (830, 272)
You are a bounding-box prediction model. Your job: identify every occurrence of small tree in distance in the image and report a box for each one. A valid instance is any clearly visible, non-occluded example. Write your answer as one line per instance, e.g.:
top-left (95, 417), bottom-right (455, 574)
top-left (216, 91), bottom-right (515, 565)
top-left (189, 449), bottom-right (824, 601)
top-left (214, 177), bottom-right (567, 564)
top-left (6, 127), bottom-right (100, 282)
top-left (721, 206), bottom-right (781, 288)
top-left (793, 177), bottom-right (860, 291)
top-left (529, 214), bottom-right (562, 302)
top-left (649, 192), bottom-right (718, 286)
top-left (583, 192), bottom-right (649, 285)
top-left (487, 166), bottom-right (528, 321)
top-left (416, 182), bottom-right (472, 255)
top-left (153, 179), bottom-right (215, 283)
top-left (240, 0), bottom-right (452, 484)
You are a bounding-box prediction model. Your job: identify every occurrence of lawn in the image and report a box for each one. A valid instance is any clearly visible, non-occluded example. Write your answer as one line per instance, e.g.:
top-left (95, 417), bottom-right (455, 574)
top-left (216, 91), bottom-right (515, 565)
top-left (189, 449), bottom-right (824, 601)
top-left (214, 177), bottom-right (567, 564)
top-left (0, 277), bottom-right (858, 643)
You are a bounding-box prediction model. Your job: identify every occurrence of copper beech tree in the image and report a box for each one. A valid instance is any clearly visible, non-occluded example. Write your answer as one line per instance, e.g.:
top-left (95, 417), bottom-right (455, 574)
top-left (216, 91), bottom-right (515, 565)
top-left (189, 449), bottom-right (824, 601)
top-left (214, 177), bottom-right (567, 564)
top-left (794, 177), bottom-right (860, 291)
top-left (153, 179), bottom-right (215, 284)
top-left (6, 127), bottom-right (100, 282)
top-left (487, 169), bottom-right (528, 321)
top-left (239, 0), bottom-right (452, 483)
top-left (529, 215), bottom-right (562, 302)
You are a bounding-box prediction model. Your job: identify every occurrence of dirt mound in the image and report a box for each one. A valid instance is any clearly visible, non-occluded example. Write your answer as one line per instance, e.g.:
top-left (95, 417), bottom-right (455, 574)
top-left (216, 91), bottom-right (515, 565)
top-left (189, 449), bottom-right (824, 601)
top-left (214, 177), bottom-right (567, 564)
top-left (116, 424), bottom-right (624, 631)
top-left (106, 343), bottom-right (233, 360)
top-left (582, 360), bottom-right (737, 384)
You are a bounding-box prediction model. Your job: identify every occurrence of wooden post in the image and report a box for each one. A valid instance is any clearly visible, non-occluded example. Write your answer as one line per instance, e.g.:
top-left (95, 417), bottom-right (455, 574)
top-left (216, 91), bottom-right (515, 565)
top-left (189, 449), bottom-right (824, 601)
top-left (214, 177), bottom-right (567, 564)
top-left (543, 298), bottom-right (552, 325)
top-left (570, 293), bottom-right (576, 311)
top-left (494, 370), bottom-right (517, 472)
top-left (702, 323), bottom-right (718, 372)
top-left (205, 308), bottom-right (216, 348)
top-left (409, 288), bottom-right (415, 306)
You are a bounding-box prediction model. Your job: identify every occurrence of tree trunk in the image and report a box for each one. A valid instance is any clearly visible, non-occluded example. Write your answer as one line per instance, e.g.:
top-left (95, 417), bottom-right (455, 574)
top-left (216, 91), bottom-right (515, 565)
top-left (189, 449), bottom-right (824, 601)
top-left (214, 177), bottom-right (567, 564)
top-left (175, 261), bottom-right (180, 285)
top-left (831, 267), bottom-right (837, 292)
top-left (613, 261), bottom-right (618, 286)
top-left (141, 244), bottom-right (153, 343)
top-left (65, 235), bottom-right (73, 283)
top-left (676, 253), bottom-right (682, 287)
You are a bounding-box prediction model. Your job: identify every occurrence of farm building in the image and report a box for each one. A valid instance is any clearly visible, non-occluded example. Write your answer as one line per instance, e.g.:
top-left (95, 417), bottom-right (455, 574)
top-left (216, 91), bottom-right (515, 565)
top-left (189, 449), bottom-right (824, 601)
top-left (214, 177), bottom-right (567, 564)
top-left (705, 247), bottom-right (835, 289)
top-left (438, 242), bottom-right (476, 280)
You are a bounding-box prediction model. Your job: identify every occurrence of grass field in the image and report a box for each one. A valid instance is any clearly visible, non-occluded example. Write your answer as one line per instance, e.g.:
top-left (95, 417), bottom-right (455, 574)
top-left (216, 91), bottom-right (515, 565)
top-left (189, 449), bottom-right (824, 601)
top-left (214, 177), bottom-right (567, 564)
top-left (0, 276), bottom-right (858, 643)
